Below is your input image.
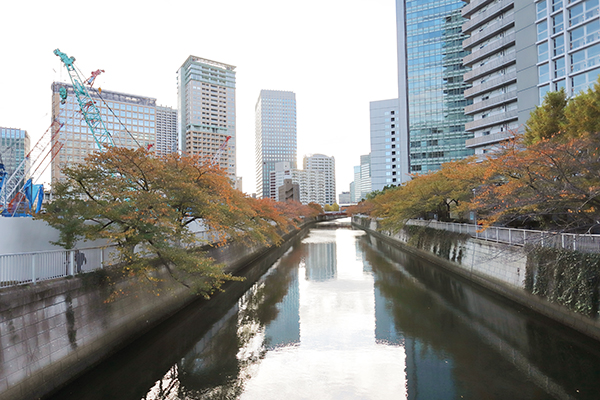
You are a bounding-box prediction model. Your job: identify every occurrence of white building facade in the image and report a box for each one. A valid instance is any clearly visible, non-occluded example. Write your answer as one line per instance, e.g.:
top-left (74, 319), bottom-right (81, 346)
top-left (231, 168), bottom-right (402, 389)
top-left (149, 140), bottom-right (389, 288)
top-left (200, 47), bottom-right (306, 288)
top-left (155, 106), bottom-right (178, 156)
top-left (369, 98), bottom-right (405, 192)
top-left (303, 154), bottom-right (336, 206)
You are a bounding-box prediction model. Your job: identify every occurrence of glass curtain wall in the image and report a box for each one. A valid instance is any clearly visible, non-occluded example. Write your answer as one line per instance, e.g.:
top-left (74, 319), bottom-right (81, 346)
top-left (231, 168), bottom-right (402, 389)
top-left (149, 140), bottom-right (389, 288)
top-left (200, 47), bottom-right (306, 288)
top-left (405, 0), bottom-right (473, 173)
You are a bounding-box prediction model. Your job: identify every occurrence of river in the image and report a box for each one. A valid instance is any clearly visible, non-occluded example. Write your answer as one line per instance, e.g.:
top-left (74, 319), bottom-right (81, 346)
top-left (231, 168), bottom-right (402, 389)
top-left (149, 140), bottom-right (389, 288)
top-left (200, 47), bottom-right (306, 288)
top-left (47, 219), bottom-right (600, 399)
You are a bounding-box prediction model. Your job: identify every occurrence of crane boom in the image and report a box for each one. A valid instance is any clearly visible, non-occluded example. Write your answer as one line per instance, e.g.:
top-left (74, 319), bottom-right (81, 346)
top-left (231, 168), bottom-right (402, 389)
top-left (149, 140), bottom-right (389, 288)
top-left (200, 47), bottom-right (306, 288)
top-left (211, 136), bottom-right (231, 167)
top-left (54, 49), bottom-right (113, 151)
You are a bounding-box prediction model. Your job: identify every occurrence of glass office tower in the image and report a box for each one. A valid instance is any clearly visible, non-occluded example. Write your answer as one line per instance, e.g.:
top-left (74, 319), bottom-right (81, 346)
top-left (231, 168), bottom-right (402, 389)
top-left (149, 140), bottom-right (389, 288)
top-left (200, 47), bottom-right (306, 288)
top-left (255, 90), bottom-right (297, 199)
top-left (398, 0), bottom-right (473, 174)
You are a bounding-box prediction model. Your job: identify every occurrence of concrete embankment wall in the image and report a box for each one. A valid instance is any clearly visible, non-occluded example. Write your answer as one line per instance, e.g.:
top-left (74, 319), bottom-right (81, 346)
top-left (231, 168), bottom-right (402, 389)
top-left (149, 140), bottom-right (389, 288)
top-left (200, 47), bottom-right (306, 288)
top-left (0, 222), bottom-right (312, 400)
top-left (352, 216), bottom-right (600, 342)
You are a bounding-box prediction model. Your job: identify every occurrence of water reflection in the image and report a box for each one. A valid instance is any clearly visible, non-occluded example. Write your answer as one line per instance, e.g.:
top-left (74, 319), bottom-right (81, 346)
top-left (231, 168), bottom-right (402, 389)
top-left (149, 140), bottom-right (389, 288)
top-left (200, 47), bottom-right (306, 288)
top-left (48, 221), bottom-right (600, 400)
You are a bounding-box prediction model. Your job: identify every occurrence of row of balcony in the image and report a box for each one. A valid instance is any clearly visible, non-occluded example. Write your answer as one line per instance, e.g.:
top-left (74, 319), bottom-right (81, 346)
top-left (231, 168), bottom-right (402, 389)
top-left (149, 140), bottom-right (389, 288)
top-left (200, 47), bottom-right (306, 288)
top-left (465, 130), bottom-right (515, 148)
top-left (462, 0), bottom-right (514, 33)
top-left (462, 11), bottom-right (515, 49)
top-left (462, 0), bottom-right (496, 19)
top-left (463, 32), bottom-right (516, 66)
top-left (464, 90), bottom-right (518, 114)
top-left (464, 70), bottom-right (517, 98)
top-left (463, 52), bottom-right (516, 82)
top-left (465, 109), bottom-right (518, 131)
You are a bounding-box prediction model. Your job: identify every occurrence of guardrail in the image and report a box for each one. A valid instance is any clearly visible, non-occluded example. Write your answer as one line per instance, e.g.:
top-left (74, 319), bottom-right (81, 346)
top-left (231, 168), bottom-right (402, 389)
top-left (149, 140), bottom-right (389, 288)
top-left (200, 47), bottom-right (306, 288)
top-left (406, 220), bottom-right (600, 254)
top-left (0, 246), bottom-right (119, 289)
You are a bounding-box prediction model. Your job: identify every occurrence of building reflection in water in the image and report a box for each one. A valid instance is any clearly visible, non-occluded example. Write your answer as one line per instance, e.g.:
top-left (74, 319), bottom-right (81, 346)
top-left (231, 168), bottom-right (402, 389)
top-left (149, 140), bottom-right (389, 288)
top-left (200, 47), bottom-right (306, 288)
top-left (139, 223), bottom-right (600, 400)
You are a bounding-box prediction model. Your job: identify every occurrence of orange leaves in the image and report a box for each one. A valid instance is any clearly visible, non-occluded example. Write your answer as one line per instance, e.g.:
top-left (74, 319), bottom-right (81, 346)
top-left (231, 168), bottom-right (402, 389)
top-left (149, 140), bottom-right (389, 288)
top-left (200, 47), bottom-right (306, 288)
top-left (41, 146), bottom-right (311, 297)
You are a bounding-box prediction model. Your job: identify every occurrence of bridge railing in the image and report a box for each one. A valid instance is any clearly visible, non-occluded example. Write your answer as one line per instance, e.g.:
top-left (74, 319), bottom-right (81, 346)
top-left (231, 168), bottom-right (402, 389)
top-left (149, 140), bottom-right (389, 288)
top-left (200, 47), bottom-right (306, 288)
top-left (405, 219), bottom-right (600, 253)
top-left (0, 246), bottom-right (119, 289)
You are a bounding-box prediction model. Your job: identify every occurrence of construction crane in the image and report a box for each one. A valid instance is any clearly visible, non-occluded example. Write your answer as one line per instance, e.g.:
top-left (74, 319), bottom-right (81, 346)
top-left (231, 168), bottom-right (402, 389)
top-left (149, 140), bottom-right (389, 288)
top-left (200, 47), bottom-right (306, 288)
top-left (0, 121), bottom-right (64, 216)
top-left (54, 49), bottom-right (114, 151)
top-left (211, 136), bottom-right (231, 167)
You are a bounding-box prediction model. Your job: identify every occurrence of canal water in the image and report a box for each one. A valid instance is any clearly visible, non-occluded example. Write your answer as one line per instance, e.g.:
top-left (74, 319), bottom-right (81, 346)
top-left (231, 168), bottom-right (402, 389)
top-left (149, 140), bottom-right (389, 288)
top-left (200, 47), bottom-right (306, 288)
top-left (47, 219), bottom-right (600, 400)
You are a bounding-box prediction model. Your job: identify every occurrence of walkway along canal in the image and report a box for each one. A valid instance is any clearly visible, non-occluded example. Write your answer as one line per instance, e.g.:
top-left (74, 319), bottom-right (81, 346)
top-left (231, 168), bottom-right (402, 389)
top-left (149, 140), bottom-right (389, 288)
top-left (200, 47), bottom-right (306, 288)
top-left (46, 219), bottom-right (600, 399)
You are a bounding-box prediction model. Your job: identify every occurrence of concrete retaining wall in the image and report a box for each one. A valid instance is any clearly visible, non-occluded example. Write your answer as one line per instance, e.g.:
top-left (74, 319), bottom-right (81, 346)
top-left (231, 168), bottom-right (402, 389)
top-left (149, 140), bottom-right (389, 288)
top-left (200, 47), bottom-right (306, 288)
top-left (0, 223), bottom-right (312, 400)
top-left (352, 216), bottom-right (600, 342)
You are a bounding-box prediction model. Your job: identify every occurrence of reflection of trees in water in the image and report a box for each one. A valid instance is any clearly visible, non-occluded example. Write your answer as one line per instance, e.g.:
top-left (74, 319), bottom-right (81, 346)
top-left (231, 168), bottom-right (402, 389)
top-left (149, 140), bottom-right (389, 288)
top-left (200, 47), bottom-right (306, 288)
top-left (360, 237), bottom-right (555, 400)
top-left (144, 243), bottom-right (307, 399)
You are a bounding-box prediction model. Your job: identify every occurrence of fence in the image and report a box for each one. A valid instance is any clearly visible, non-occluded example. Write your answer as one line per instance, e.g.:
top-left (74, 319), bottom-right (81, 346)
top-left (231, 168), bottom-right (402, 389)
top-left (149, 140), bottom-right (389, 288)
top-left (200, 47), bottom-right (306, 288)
top-left (406, 219), bottom-right (600, 254)
top-left (0, 245), bottom-right (119, 289)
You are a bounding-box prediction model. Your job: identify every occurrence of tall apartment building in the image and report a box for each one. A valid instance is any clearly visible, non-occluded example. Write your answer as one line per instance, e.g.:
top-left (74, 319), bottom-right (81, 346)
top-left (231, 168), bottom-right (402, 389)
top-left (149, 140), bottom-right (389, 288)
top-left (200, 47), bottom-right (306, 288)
top-left (463, 1), bottom-right (600, 155)
top-left (270, 161), bottom-right (327, 206)
top-left (294, 168), bottom-right (326, 206)
top-left (369, 98), bottom-right (405, 191)
top-left (177, 56), bottom-right (236, 178)
top-left (397, 0), bottom-right (473, 174)
top-left (462, 1), bottom-right (531, 155)
top-left (155, 106), bottom-right (178, 156)
top-left (255, 90), bottom-right (297, 199)
top-left (50, 82), bottom-right (157, 181)
top-left (303, 154), bottom-right (336, 206)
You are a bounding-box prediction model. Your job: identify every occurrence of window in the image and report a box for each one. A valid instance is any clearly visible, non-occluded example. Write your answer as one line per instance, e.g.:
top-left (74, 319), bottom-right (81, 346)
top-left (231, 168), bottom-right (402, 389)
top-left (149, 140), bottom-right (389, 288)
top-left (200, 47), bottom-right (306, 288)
top-left (538, 63), bottom-right (550, 82)
top-left (537, 0), bottom-right (547, 20)
top-left (554, 35), bottom-right (564, 56)
top-left (537, 20), bottom-right (548, 41)
top-left (552, 0), bottom-right (562, 13)
top-left (553, 12), bottom-right (564, 34)
top-left (555, 57), bottom-right (565, 78)
top-left (538, 42), bottom-right (549, 62)
top-left (539, 84), bottom-right (550, 103)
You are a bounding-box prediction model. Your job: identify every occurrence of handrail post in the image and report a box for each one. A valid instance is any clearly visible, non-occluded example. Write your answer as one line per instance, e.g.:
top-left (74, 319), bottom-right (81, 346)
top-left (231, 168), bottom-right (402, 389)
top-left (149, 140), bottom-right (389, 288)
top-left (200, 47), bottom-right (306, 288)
top-left (69, 251), bottom-right (75, 276)
top-left (32, 254), bottom-right (37, 285)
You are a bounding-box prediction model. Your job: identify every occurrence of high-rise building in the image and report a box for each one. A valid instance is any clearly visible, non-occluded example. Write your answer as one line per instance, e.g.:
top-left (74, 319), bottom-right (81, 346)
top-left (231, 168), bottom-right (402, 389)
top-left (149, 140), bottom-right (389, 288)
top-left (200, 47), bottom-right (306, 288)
top-left (351, 166), bottom-right (360, 203)
top-left (462, 1), bottom-right (527, 155)
top-left (463, 1), bottom-right (600, 155)
top-left (294, 168), bottom-right (325, 206)
top-left (397, 0), bottom-right (473, 174)
top-left (50, 82), bottom-right (157, 181)
top-left (338, 191), bottom-right (351, 205)
top-left (270, 161), bottom-right (327, 206)
top-left (0, 127), bottom-right (29, 179)
top-left (270, 161), bottom-right (293, 201)
top-left (155, 106), bottom-right (178, 156)
top-left (255, 90), bottom-right (297, 199)
top-left (177, 56), bottom-right (236, 178)
top-left (303, 154), bottom-right (336, 206)
top-left (0, 127), bottom-right (30, 201)
top-left (369, 99), bottom-right (405, 191)
top-left (350, 155), bottom-right (372, 203)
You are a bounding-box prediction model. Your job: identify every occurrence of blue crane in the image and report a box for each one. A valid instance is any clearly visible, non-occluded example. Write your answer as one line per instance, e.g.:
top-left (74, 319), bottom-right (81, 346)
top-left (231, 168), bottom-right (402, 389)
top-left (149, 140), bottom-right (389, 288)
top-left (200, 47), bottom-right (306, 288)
top-left (54, 49), bottom-right (114, 151)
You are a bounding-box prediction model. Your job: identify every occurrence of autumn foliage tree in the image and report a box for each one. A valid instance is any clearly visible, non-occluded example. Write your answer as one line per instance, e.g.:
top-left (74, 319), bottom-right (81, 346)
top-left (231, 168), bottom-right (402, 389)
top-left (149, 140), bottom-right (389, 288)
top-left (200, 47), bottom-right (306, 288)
top-left (39, 147), bottom-right (303, 296)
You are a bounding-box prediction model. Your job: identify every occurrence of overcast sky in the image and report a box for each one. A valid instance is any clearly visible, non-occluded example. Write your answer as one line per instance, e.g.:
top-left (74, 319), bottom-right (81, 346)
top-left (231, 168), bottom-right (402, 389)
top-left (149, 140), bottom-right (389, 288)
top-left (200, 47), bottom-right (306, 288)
top-left (1, 0), bottom-right (398, 197)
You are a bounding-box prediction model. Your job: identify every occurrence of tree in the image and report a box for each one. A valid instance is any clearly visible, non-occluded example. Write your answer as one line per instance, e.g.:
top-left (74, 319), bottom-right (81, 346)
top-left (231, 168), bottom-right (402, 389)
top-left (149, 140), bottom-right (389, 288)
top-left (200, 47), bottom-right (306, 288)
top-left (524, 88), bottom-right (567, 145)
top-left (39, 147), bottom-right (293, 296)
top-left (564, 77), bottom-right (600, 138)
top-left (371, 157), bottom-right (485, 231)
top-left (472, 133), bottom-right (600, 231)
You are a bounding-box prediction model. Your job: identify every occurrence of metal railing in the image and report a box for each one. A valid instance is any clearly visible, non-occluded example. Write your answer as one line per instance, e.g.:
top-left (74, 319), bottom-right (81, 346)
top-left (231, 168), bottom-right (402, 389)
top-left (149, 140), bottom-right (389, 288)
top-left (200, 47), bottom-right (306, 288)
top-left (406, 220), bottom-right (600, 254)
top-left (0, 245), bottom-right (119, 289)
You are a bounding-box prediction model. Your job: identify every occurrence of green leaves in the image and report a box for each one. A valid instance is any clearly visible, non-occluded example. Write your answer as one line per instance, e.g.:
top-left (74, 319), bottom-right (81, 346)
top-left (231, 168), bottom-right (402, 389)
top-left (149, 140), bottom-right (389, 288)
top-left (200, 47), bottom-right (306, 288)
top-left (39, 147), bottom-right (311, 297)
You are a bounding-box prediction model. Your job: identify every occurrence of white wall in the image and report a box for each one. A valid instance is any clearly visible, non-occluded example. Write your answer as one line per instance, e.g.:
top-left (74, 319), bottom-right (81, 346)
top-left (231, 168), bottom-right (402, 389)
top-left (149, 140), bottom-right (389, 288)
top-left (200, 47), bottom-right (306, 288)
top-left (0, 217), bottom-right (107, 254)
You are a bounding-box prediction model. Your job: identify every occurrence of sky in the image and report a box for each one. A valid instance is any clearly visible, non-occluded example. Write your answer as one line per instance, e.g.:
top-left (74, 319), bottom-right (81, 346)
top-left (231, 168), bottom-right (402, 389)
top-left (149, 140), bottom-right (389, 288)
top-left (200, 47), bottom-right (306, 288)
top-left (1, 0), bottom-right (398, 197)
